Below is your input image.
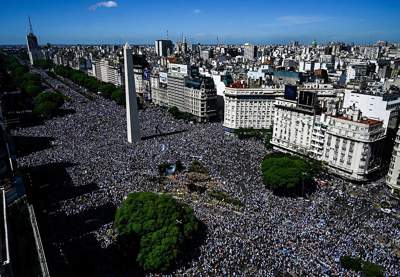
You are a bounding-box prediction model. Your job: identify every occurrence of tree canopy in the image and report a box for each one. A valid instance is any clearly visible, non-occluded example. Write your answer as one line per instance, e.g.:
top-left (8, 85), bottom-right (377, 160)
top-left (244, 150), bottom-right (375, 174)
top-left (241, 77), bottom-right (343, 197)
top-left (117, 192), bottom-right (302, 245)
top-left (54, 65), bottom-right (125, 105)
top-left (340, 256), bottom-right (362, 271)
top-left (340, 255), bottom-right (384, 277)
top-left (168, 106), bottom-right (195, 121)
top-left (114, 192), bottom-right (200, 272)
top-left (33, 91), bottom-right (65, 118)
top-left (261, 153), bottom-right (317, 195)
top-left (111, 88), bottom-right (125, 105)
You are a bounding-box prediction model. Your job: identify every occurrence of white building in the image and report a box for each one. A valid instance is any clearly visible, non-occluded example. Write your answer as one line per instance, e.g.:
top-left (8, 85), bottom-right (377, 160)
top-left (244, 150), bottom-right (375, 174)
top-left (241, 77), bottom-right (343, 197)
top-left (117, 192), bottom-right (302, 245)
top-left (387, 128), bottom-right (400, 193)
top-left (309, 113), bottom-right (330, 160)
top-left (272, 93), bottom-right (318, 155)
top-left (343, 89), bottom-right (400, 131)
top-left (151, 72), bottom-right (169, 107)
top-left (151, 64), bottom-right (217, 122)
top-left (223, 84), bottom-right (283, 132)
top-left (200, 49), bottom-right (213, 61)
top-left (243, 43), bottom-right (258, 61)
top-left (346, 63), bottom-right (369, 83)
top-left (272, 92), bottom-right (386, 181)
top-left (92, 58), bottom-right (123, 87)
top-left (323, 109), bottom-right (385, 181)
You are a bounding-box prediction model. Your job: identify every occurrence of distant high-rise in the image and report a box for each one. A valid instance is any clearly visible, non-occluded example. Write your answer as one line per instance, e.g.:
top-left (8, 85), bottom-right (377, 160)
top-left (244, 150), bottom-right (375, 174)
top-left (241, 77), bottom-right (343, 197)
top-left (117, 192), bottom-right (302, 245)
top-left (26, 17), bottom-right (43, 65)
top-left (155, 40), bottom-right (174, 57)
top-left (243, 43), bottom-right (257, 61)
top-left (123, 43), bottom-right (140, 143)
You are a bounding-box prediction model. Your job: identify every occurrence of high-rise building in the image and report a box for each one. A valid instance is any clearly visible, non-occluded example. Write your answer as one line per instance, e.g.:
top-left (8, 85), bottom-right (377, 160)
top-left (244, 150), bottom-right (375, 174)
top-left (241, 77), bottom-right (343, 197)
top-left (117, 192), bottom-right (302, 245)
top-left (155, 40), bottom-right (174, 57)
top-left (200, 49), bottom-right (213, 61)
top-left (243, 43), bottom-right (257, 61)
top-left (151, 63), bottom-right (217, 122)
top-left (26, 17), bottom-right (43, 65)
top-left (92, 58), bottom-right (123, 87)
top-left (123, 43), bottom-right (140, 143)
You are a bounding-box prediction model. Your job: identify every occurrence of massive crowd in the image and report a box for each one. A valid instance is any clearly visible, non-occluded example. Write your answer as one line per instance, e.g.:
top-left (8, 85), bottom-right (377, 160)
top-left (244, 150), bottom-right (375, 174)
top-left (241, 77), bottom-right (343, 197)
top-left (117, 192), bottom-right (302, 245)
top-left (12, 73), bottom-right (400, 276)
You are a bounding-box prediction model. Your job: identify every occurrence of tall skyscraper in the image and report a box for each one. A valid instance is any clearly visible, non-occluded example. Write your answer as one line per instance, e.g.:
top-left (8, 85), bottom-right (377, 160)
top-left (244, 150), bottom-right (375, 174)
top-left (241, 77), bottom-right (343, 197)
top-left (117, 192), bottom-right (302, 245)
top-left (123, 43), bottom-right (140, 143)
top-left (155, 40), bottom-right (174, 57)
top-left (243, 43), bottom-right (258, 61)
top-left (26, 17), bottom-right (43, 65)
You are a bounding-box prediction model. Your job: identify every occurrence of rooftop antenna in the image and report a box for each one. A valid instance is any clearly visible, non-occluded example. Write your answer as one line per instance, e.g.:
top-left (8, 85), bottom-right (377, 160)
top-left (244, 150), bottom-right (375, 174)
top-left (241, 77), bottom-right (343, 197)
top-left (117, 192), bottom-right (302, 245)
top-left (217, 35), bottom-right (219, 46)
top-left (166, 30), bottom-right (169, 39)
top-left (28, 16), bottom-right (33, 34)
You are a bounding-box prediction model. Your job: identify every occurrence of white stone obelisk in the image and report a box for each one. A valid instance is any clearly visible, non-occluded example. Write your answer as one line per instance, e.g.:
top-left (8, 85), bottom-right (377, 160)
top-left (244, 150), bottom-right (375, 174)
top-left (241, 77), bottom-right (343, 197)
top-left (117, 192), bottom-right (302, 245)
top-left (123, 43), bottom-right (140, 143)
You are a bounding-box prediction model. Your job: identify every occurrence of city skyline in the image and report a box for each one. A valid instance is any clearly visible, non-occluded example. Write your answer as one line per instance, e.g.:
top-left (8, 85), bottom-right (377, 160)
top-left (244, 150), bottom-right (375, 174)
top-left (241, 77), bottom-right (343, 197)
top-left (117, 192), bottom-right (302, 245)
top-left (1, 1), bottom-right (400, 275)
top-left (1, 0), bottom-right (400, 45)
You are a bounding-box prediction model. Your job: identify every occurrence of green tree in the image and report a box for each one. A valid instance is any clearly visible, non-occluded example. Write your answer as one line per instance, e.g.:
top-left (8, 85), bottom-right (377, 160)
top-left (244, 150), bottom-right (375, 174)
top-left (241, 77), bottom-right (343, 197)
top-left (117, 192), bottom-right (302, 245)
top-left (33, 59), bottom-right (53, 69)
top-left (99, 83), bottom-right (116, 98)
top-left (111, 88), bottom-right (125, 105)
top-left (362, 261), bottom-right (384, 277)
top-left (33, 91), bottom-right (65, 118)
top-left (114, 192), bottom-right (200, 272)
top-left (54, 64), bottom-right (125, 106)
top-left (34, 91), bottom-right (64, 107)
top-left (261, 154), bottom-right (316, 195)
top-left (23, 83), bottom-right (41, 97)
top-left (33, 101), bottom-right (57, 118)
top-left (340, 256), bottom-right (362, 272)
top-left (264, 132), bottom-right (273, 150)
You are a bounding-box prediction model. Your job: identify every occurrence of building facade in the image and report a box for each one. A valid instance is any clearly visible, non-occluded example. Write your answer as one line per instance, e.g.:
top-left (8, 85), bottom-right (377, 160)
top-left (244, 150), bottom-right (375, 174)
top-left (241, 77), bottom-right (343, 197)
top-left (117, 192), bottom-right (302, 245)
top-left (223, 85), bottom-right (283, 132)
top-left (243, 44), bottom-right (258, 61)
top-left (387, 128), bottom-right (400, 193)
top-left (155, 40), bottom-right (174, 57)
top-left (92, 59), bottom-right (123, 87)
top-left (343, 89), bottom-right (400, 132)
top-left (271, 91), bottom-right (385, 181)
top-left (272, 93), bottom-right (318, 155)
top-left (323, 109), bottom-right (385, 181)
top-left (151, 64), bottom-right (217, 122)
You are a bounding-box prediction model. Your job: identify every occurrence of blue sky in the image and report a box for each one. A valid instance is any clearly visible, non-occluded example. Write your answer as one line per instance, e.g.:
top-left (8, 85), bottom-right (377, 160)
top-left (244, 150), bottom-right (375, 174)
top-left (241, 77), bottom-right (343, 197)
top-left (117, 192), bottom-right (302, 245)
top-left (1, 0), bottom-right (399, 45)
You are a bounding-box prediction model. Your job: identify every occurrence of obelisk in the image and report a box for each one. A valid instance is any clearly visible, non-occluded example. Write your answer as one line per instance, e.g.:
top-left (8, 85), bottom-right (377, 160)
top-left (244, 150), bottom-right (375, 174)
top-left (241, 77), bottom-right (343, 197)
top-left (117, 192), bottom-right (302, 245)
top-left (123, 43), bottom-right (140, 143)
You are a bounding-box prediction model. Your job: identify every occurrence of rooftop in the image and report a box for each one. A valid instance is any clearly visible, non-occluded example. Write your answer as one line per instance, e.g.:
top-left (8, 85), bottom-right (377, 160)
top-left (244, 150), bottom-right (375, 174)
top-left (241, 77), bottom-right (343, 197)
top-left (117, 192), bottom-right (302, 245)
top-left (334, 115), bottom-right (382, 126)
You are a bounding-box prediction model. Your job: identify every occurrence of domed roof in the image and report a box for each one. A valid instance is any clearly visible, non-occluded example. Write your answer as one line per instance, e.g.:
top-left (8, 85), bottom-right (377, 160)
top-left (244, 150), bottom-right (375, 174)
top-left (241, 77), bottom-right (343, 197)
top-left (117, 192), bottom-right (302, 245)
top-left (311, 39), bottom-right (317, 48)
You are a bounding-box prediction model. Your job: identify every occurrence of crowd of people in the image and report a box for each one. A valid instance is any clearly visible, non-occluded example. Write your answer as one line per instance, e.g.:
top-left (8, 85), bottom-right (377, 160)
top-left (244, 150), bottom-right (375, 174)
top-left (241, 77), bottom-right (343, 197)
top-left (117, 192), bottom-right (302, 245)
top-left (12, 73), bottom-right (400, 276)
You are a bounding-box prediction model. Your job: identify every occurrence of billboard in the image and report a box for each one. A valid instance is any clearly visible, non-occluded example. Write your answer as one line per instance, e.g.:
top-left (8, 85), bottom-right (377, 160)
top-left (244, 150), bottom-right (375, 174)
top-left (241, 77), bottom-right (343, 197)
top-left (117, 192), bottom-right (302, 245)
top-left (159, 72), bottom-right (168, 84)
top-left (169, 63), bottom-right (188, 76)
top-left (284, 85), bottom-right (297, 100)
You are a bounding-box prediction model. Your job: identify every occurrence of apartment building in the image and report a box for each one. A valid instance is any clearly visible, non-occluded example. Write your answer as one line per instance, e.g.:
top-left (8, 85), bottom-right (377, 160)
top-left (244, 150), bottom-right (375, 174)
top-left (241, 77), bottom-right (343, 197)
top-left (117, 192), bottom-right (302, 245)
top-left (387, 128), bottom-right (400, 193)
top-left (92, 58), bottom-right (123, 87)
top-left (272, 90), bottom-right (385, 181)
top-left (323, 108), bottom-right (385, 181)
top-left (151, 63), bottom-right (217, 122)
top-left (223, 82), bottom-right (283, 132)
